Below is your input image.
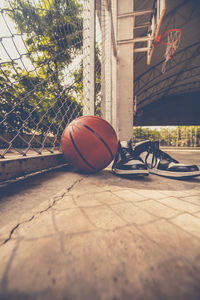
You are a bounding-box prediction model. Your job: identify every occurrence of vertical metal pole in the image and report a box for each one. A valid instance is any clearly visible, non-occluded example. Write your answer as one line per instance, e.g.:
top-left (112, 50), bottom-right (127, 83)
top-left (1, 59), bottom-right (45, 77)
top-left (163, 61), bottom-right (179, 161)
top-left (104, 4), bottom-right (112, 123)
top-left (111, 0), bottom-right (117, 131)
top-left (83, 0), bottom-right (95, 115)
top-left (117, 0), bottom-right (134, 141)
top-left (101, 0), bottom-right (112, 123)
top-left (101, 0), bottom-right (117, 129)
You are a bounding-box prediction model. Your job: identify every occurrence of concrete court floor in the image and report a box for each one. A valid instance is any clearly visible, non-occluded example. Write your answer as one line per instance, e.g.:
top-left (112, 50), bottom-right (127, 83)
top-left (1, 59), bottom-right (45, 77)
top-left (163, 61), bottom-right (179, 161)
top-left (0, 149), bottom-right (200, 300)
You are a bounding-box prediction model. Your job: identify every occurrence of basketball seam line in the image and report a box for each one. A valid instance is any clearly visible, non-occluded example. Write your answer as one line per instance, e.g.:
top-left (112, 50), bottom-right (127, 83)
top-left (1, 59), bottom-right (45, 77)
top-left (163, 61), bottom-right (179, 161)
top-left (78, 121), bottom-right (114, 160)
top-left (69, 127), bottom-right (99, 171)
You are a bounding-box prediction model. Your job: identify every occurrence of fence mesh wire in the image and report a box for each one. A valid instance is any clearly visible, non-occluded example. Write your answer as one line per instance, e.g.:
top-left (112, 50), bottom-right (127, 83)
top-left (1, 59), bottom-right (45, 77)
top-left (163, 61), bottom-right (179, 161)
top-left (0, 0), bottom-right (103, 160)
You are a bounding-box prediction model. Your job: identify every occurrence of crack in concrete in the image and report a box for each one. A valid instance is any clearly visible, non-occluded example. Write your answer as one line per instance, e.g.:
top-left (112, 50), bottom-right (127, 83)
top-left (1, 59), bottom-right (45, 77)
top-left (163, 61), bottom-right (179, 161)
top-left (39, 177), bottom-right (84, 214)
top-left (0, 216), bottom-right (35, 247)
top-left (0, 177), bottom-right (84, 247)
top-left (39, 193), bottom-right (66, 214)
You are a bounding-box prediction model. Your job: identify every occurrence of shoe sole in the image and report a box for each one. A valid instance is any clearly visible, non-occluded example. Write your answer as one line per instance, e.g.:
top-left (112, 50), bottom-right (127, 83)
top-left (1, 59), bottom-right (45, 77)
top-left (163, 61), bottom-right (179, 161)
top-left (149, 169), bottom-right (200, 178)
top-left (112, 169), bottom-right (149, 176)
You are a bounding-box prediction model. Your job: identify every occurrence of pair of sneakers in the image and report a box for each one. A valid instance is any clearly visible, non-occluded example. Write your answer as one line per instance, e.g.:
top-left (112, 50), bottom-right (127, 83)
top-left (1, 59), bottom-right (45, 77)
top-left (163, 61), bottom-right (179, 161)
top-left (112, 139), bottom-right (200, 178)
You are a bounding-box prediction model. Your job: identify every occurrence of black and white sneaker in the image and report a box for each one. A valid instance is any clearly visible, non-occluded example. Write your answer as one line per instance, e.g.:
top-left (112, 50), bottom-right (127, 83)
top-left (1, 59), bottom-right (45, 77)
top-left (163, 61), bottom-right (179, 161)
top-left (134, 140), bottom-right (200, 178)
top-left (112, 140), bottom-right (149, 176)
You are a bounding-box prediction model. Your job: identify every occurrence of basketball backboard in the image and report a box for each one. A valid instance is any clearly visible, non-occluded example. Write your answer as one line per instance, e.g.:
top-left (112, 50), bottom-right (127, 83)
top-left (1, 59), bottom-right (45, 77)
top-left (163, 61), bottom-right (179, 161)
top-left (147, 0), bottom-right (166, 65)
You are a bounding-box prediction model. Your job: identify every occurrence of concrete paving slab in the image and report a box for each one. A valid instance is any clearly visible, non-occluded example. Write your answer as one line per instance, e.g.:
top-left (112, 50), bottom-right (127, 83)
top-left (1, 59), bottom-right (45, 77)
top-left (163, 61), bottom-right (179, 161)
top-left (171, 213), bottom-right (200, 239)
top-left (112, 189), bottom-right (148, 202)
top-left (134, 199), bottom-right (180, 218)
top-left (0, 150), bottom-right (200, 300)
top-left (180, 195), bottom-right (200, 206)
top-left (107, 202), bottom-right (157, 225)
top-left (92, 191), bottom-right (125, 205)
top-left (158, 197), bottom-right (200, 214)
top-left (195, 212), bottom-right (200, 218)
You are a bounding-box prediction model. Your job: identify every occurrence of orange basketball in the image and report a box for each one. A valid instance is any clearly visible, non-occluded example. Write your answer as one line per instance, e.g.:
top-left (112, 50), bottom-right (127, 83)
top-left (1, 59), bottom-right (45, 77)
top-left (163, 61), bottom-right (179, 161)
top-left (61, 115), bottom-right (118, 173)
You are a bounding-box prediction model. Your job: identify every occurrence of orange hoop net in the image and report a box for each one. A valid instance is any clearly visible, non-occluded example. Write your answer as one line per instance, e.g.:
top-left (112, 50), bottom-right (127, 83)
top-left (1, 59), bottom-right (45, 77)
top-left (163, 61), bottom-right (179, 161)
top-left (155, 29), bottom-right (182, 73)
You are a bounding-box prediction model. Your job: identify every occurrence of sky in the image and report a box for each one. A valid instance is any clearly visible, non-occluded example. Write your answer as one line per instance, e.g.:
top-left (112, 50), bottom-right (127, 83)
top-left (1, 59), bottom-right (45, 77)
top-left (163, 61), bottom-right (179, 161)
top-left (0, 0), bottom-right (101, 82)
top-left (0, 0), bottom-right (101, 63)
top-left (0, 0), bottom-right (82, 89)
top-left (0, 0), bottom-right (35, 70)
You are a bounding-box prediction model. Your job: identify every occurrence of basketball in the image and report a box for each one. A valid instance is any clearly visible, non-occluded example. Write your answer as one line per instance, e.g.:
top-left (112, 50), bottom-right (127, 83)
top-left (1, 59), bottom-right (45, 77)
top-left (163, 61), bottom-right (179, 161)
top-left (61, 115), bottom-right (118, 173)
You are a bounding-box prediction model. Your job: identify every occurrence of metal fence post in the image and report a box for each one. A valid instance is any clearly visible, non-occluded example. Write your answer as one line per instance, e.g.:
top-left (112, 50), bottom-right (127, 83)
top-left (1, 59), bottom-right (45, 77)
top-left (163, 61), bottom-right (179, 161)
top-left (83, 0), bottom-right (95, 115)
top-left (101, 0), bottom-right (117, 130)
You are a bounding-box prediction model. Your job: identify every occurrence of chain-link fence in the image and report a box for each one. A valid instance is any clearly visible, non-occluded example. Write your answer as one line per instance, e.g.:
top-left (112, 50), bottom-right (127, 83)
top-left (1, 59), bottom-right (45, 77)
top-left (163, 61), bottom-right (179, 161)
top-left (0, 0), bottom-right (118, 183)
top-left (0, 0), bottom-right (113, 182)
top-left (0, 0), bottom-right (105, 160)
top-left (0, 0), bottom-right (82, 158)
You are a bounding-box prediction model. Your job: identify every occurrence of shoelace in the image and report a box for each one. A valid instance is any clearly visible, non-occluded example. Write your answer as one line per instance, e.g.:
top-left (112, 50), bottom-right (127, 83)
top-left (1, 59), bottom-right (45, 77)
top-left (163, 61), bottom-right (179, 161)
top-left (112, 140), bottom-right (138, 169)
top-left (121, 146), bottom-right (134, 161)
top-left (145, 145), bottom-right (178, 169)
top-left (121, 140), bottom-right (142, 162)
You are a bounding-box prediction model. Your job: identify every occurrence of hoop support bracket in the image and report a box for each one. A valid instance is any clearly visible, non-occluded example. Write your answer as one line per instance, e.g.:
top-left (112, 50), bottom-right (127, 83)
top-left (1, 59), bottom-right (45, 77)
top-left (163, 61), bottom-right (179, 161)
top-left (117, 36), bottom-right (153, 45)
top-left (118, 9), bottom-right (155, 19)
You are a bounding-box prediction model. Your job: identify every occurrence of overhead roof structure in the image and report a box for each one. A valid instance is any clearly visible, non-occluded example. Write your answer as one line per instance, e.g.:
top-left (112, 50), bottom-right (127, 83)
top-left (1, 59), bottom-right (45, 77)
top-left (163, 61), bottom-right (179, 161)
top-left (133, 0), bottom-right (200, 125)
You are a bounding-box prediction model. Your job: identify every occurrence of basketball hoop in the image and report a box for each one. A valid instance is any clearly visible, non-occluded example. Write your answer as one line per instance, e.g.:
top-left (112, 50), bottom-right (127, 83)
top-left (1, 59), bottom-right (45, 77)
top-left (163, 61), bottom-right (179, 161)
top-left (155, 29), bottom-right (182, 73)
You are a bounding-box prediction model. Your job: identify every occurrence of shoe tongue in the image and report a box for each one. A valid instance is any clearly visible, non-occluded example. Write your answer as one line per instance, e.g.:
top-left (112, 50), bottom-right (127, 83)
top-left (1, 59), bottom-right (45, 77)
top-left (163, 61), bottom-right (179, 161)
top-left (134, 140), bottom-right (150, 152)
top-left (135, 140), bottom-right (160, 153)
top-left (151, 141), bottom-right (160, 150)
top-left (121, 140), bottom-right (130, 148)
top-left (121, 139), bottom-right (133, 149)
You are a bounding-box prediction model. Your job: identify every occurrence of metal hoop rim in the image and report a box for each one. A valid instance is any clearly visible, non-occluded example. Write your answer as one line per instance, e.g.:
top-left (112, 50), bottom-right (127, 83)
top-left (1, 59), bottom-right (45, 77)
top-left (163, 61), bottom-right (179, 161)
top-left (155, 28), bottom-right (182, 45)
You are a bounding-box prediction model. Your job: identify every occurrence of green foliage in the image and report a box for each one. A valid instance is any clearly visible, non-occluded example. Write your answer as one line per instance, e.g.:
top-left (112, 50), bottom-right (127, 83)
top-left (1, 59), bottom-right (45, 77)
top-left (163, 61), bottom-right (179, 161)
top-left (1, 0), bottom-right (83, 136)
top-left (9, 0), bottom-right (83, 71)
top-left (133, 127), bottom-right (160, 143)
top-left (0, 64), bottom-right (38, 133)
top-left (133, 126), bottom-right (200, 147)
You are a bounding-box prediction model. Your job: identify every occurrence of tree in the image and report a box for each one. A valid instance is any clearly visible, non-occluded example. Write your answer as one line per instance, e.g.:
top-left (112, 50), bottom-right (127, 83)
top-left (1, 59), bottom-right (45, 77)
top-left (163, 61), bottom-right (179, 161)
top-left (1, 0), bottom-right (83, 138)
top-left (133, 127), bottom-right (160, 143)
top-left (133, 126), bottom-right (200, 147)
top-left (9, 0), bottom-right (83, 72)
